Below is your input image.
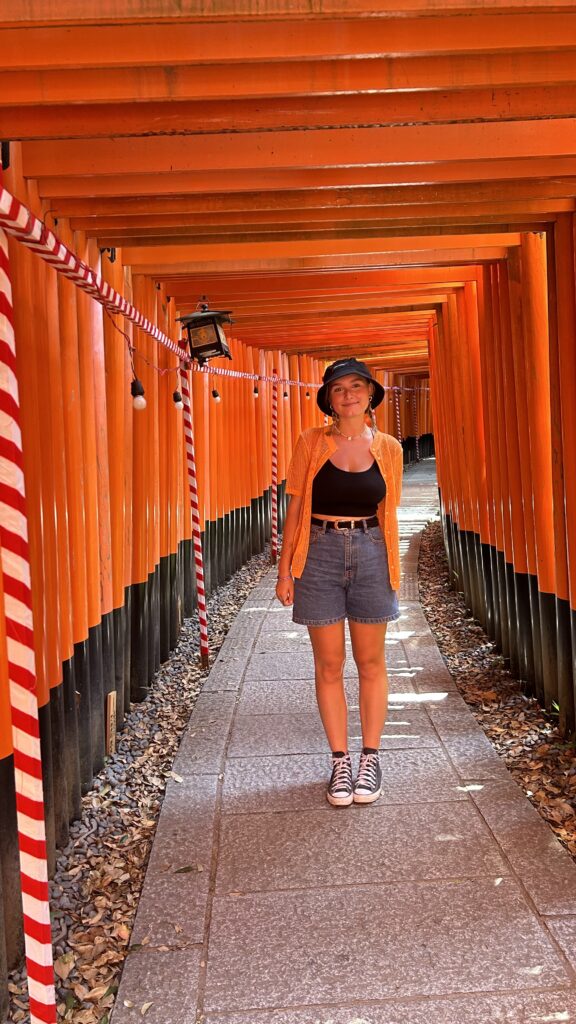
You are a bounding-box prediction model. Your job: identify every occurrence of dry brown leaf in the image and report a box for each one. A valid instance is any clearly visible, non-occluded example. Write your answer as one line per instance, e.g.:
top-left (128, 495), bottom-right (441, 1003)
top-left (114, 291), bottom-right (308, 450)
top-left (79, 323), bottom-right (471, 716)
top-left (54, 952), bottom-right (75, 981)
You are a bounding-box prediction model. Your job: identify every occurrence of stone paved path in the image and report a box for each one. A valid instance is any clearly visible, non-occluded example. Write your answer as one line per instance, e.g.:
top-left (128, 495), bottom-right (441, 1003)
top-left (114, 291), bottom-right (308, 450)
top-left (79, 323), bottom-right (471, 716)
top-left (112, 458), bottom-right (576, 1024)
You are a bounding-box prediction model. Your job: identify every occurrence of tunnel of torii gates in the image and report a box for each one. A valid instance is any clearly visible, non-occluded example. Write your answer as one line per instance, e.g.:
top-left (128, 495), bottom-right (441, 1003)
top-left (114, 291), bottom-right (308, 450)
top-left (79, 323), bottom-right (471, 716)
top-left (2, 1), bottom-right (576, 1020)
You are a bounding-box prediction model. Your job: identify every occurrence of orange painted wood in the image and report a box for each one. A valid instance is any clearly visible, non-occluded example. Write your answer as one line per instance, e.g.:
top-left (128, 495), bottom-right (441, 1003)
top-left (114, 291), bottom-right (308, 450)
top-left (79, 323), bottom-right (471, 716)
top-left (45, 175), bottom-right (576, 213)
top-left (102, 249), bottom-right (129, 609)
top-left (519, 232), bottom-right (556, 595)
top-left (0, 0), bottom-right (573, 21)
top-left (505, 250), bottom-right (537, 577)
top-left (22, 122), bottom-right (576, 179)
top-left (4, 15), bottom-right (576, 70)
top-left (494, 263), bottom-right (529, 574)
top-left (34, 161), bottom-right (576, 209)
top-left (554, 214), bottom-right (576, 609)
top-left (6, 49), bottom-right (576, 109)
top-left (6, 86), bottom-right (576, 141)
top-left (545, 230), bottom-right (571, 606)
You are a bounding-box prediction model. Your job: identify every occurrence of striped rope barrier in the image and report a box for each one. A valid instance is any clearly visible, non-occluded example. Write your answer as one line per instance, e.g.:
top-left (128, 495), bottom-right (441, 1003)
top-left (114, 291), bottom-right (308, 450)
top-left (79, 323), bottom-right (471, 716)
top-left (412, 390), bottom-right (421, 461)
top-left (270, 373), bottom-right (278, 564)
top-left (393, 387), bottom-right (403, 443)
top-left (0, 226), bottom-right (56, 1023)
top-left (179, 366), bottom-right (210, 668)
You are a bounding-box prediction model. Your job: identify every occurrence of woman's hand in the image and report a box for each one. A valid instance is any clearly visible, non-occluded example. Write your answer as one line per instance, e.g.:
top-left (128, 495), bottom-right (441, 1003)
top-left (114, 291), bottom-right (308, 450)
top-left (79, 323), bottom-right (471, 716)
top-left (275, 577), bottom-right (294, 606)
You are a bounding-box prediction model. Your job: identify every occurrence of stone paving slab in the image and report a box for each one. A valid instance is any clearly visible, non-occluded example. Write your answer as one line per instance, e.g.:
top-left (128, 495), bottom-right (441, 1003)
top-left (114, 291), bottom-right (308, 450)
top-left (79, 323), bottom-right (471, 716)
top-left (203, 878), bottom-right (571, 1012)
top-left (171, 701), bottom-right (236, 775)
top-left (546, 918), bottom-right (576, 971)
top-left (130, 775), bottom-right (218, 946)
top-left (427, 696), bottom-right (511, 780)
top-left (228, 705), bottom-right (440, 757)
top-left (221, 749), bottom-right (467, 813)
top-left (471, 779), bottom-right (576, 915)
top-left (203, 991), bottom-right (576, 1024)
top-left (244, 650), bottom-right (408, 680)
top-left (236, 673), bottom-right (418, 716)
top-left (115, 949), bottom-right (202, 1024)
top-left (215, 801), bottom-right (508, 895)
top-left (112, 460), bottom-right (576, 1024)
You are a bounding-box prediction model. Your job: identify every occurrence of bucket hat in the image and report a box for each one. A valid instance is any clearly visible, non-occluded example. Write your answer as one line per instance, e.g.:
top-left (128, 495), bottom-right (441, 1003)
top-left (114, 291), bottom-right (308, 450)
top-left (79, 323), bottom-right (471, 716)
top-left (316, 358), bottom-right (385, 416)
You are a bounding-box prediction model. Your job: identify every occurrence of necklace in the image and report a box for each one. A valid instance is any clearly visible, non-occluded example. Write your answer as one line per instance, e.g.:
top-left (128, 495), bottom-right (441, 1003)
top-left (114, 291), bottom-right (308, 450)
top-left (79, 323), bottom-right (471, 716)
top-left (332, 423), bottom-right (369, 442)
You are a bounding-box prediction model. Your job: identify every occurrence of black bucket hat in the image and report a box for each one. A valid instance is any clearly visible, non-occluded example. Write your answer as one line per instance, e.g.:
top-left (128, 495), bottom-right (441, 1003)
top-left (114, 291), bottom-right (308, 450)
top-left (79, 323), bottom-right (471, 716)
top-left (316, 358), bottom-right (385, 416)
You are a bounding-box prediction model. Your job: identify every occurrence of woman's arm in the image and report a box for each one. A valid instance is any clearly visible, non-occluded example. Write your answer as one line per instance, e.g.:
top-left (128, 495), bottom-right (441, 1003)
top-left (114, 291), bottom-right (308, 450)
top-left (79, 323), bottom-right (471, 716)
top-left (275, 493), bottom-right (303, 606)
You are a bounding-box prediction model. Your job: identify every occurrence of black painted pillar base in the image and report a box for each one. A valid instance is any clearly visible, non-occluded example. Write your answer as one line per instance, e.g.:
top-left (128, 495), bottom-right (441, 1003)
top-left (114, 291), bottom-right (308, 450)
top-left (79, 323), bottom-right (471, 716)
top-left (88, 621), bottom-right (105, 775)
top-left (160, 556), bottom-right (171, 663)
top-left (169, 550), bottom-right (182, 651)
top-left (539, 589), bottom-right (559, 711)
top-left (130, 579), bottom-right (150, 703)
top-left (250, 497), bottom-right (260, 558)
top-left (62, 656), bottom-right (81, 820)
top-left (480, 542), bottom-right (494, 636)
top-left (183, 538), bottom-right (196, 616)
top-left (48, 683), bottom-right (69, 849)
top-left (112, 605), bottom-right (126, 729)
top-left (73, 637), bottom-right (93, 791)
top-left (0, 756), bottom-right (23, 968)
top-left (504, 560), bottom-right (520, 676)
top-left (556, 596), bottom-right (574, 737)
top-left (123, 586), bottom-right (132, 715)
top-left (513, 570), bottom-right (533, 685)
top-left (528, 573), bottom-right (545, 704)
top-left (495, 549), bottom-right (510, 662)
top-left (0, 865), bottom-right (7, 1021)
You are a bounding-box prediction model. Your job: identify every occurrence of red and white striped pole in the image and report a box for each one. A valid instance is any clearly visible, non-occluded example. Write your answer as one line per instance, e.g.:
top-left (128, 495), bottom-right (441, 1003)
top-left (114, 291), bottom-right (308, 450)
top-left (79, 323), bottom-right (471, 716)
top-left (393, 387), bottom-right (403, 443)
top-left (180, 366), bottom-right (210, 668)
top-left (412, 389), bottom-right (421, 462)
top-left (0, 226), bottom-right (56, 1022)
top-left (270, 371), bottom-right (278, 564)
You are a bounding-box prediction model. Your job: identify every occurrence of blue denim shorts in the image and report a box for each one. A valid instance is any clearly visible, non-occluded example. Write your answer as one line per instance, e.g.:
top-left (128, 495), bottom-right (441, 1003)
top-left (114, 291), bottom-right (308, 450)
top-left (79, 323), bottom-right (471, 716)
top-left (293, 522), bottom-right (401, 627)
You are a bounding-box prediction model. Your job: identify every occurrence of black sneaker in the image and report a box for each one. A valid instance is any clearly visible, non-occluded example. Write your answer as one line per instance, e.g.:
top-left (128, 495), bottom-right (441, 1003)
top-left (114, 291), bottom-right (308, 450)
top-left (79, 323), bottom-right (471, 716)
top-left (327, 753), bottom-right (353, 807)
top-left (353, 751), bottom-right (382, 804)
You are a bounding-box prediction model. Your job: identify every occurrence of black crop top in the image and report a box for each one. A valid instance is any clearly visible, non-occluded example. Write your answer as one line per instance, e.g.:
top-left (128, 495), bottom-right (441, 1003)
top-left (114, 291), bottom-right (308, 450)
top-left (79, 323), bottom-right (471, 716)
top-left (311, 459), bottom-right (386, 517)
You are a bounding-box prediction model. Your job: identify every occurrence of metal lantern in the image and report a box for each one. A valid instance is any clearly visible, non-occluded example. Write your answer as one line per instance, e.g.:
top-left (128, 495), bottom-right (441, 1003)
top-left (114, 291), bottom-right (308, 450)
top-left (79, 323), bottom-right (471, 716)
top-left (177, 302), bottom-right (233, 365)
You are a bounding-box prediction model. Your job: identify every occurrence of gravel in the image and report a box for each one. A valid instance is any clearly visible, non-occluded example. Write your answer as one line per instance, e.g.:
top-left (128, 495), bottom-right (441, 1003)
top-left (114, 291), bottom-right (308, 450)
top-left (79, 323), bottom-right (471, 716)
top-left (5, 549), bottom-right (273, 1024)
top-left (418, 521), bottom-right (576, 861)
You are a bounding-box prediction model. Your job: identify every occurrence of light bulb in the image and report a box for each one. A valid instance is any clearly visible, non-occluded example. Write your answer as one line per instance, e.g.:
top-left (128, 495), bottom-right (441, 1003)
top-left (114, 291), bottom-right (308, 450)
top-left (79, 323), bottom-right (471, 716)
top-left (212, 388), bottom-right (221, 402)
top-left (131, 378), bottom-right (146, 410)
top-left (253, 386), bottom-right (259, 397)
top-left (283, 391), bottom-right (288, 399)
top-left (173, 390), bottom-right (184, 409)
top-left (305, 390), bottom-right (310, 399)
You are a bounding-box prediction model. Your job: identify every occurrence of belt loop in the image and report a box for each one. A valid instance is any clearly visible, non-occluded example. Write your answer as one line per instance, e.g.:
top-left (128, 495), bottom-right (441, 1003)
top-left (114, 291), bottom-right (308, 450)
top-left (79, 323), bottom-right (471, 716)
top-left (362, 518), bottom-right (368, 532)
top-left (322, 519), bottom-right (327, 533)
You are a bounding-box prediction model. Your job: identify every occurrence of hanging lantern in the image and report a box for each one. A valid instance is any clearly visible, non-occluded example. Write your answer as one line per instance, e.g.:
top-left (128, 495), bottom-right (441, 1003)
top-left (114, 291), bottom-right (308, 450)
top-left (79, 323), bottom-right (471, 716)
top-left (177, 300), bottom-right (233, 365)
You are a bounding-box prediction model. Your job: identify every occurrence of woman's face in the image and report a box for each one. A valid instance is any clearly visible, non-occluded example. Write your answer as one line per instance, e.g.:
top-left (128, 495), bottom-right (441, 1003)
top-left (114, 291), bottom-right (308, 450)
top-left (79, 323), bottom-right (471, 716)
top-left (328, 374), bottom-right (372, 417)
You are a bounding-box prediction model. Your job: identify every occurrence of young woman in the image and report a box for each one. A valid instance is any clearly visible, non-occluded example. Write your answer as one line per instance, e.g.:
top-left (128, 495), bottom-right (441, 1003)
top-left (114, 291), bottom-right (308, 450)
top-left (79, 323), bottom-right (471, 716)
top-left (275, 358), bottom-right (403, 807)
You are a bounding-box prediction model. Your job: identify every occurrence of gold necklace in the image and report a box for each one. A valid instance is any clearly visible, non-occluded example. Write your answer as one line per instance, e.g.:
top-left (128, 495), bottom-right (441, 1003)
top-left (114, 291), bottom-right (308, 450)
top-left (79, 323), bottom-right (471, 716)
top-left (332, 423), bottom-right (368, 442)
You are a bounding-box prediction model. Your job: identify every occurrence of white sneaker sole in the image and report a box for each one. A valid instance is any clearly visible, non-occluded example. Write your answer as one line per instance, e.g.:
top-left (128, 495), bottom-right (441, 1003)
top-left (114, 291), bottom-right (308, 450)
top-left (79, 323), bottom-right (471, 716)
top-left (327, 791), bottom-right (353, 807)
top-left (353, 787), bottom-right (382, 804)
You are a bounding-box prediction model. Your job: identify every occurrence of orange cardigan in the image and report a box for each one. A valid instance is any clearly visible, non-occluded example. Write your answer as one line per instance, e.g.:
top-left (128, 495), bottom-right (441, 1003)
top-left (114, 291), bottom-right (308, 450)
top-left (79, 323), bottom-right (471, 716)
top-left (285, 426), bottom-right (404, 587)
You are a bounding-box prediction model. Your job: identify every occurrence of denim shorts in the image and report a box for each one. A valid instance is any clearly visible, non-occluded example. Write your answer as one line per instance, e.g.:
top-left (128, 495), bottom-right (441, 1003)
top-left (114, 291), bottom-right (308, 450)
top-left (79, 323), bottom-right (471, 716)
top-left (293, 522), bottom-right (401, 626)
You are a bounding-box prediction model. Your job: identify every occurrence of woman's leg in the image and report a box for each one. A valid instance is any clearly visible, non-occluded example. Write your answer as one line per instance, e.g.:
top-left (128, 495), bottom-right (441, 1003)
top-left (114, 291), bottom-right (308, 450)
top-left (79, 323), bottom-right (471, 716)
top-left (348, 621), bottom-right (388, 749)
top-left (308, 621), bottom-right (347, 751)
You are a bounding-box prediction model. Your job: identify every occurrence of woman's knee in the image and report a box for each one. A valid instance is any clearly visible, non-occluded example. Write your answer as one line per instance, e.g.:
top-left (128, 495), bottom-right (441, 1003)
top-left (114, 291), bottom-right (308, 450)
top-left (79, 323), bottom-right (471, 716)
top-left (314, 653), bottom-right (346, 683)
top-left (354, 652), bottom-right (386, 680)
